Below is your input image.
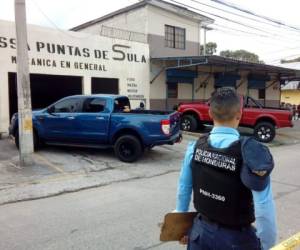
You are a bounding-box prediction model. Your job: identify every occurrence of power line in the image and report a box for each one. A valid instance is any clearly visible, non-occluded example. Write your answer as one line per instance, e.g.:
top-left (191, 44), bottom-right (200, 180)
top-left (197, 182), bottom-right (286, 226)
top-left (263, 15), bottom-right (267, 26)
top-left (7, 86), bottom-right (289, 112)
top-left (212, 27), bottom-right (300, 65)
top-left (213, 23), bottom-right (269, 38)
top-left (169, 0), bottom-right (300, 42)
top-left (28, 0), bottom-right (95, 39)
top-left (188, 0), bottom-right (300, 40)
top-left (210, 0), bottom-right (300, 33)
top-left (212, 23), bottom-right (300, 47)
top-left (267, 54), bottom-right (300, 63)
top-left (261, 46), bottom-right (300, 56)
top-left (188, 0), bottom-right (281, 29)
top-left (168, 0), bottom-right (300, 42)
top-left (212, 26), bottom-right (297, 49)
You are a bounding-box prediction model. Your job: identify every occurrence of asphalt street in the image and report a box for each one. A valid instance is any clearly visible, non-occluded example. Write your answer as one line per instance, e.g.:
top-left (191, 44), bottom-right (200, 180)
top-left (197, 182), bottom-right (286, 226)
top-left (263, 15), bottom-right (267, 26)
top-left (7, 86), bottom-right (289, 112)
top-left (0, 142), bottom-right (299, 250)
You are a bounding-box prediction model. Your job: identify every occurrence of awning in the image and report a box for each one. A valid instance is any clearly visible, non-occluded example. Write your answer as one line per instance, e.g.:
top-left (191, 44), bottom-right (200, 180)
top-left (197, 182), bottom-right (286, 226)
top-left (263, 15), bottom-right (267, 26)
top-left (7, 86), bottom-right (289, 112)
top-left (152, 55), bottom-right (299, 78)
top-left (214, 73), bottom-right (240, 88)
top-left (166, 69), bottom-right (197, 84)
top-left (248, 74), bottom-right (270, 89)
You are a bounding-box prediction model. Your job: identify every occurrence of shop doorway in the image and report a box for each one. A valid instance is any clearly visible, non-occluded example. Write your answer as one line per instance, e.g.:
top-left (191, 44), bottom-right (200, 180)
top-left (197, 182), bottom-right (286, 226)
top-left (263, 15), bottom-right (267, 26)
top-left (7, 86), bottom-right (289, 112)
top-left (91, 77), bottom-right (119, 94)
top-left (8, 73), bottom-right (82, 119)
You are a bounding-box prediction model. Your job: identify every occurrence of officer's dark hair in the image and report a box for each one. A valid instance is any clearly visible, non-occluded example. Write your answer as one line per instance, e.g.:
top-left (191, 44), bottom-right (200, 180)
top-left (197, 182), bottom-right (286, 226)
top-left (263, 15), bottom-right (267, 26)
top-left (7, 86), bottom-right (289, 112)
top-left (210, 87), bottom-right (241, 122)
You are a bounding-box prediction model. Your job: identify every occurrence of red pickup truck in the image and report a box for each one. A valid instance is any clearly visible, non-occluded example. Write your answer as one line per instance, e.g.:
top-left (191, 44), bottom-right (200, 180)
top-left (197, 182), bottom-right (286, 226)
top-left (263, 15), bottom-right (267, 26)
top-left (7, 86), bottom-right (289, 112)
top-left (178, 96), bottom-right (293, 143)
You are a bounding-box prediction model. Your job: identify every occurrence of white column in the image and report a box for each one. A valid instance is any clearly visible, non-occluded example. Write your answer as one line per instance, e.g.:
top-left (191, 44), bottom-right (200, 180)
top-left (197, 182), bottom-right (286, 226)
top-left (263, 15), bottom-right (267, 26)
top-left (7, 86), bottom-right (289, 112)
top-left (203, 27), bottom-right (207, 56)
top-left (0, 71), bottom-right (10, 135)
top-left (82, 76), bottom-right (91, 95)
top-left (198, 22), bottom-right (202, 56)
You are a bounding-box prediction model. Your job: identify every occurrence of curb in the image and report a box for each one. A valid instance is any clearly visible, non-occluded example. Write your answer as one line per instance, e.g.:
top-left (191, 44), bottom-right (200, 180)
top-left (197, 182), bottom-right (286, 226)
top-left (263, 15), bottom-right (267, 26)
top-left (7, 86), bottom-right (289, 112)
top-left (0, 167), bottom-right (180, 206)
top-left (182, 131), bottom-right (300, 147)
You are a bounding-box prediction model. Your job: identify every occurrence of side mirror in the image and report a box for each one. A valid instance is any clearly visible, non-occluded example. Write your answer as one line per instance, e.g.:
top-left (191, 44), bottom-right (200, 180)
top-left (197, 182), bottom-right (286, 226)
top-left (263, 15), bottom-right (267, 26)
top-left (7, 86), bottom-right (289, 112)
top-left (139, 102), bottom-right (145, 109)
top-left (47, 106), bottom-right (55, 114)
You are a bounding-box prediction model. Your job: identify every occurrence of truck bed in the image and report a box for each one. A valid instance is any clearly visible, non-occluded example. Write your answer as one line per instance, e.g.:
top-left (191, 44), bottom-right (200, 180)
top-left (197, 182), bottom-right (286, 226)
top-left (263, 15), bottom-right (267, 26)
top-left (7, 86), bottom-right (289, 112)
top-left (120, 110), bottom-right (175, 115)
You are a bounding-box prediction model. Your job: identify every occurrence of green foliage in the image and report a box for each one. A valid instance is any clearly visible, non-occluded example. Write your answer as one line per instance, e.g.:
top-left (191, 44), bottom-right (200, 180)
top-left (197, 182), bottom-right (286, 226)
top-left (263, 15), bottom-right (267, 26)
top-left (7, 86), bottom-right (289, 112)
top-left (219, 49), bottom-right (263, 63)
top-left (200, 42), bottom-right (217, 55)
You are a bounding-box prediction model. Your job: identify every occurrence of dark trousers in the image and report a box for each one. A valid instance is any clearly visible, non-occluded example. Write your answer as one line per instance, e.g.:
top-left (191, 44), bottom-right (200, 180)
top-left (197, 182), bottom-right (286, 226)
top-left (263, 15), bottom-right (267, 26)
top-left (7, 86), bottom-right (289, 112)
top-left (187, 217), bottom-right (261, 250)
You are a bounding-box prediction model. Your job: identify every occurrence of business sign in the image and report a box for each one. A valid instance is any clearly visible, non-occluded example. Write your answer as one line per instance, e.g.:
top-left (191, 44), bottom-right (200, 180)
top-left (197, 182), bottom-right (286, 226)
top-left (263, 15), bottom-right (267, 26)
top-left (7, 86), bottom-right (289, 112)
top-left (0, 20), bottom-right (150, 100)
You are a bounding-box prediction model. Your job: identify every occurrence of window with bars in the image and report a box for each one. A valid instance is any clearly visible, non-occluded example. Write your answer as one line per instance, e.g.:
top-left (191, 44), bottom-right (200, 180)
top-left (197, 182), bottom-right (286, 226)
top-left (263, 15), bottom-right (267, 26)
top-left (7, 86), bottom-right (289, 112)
top-left (165, 25), bottom-right (185, 49)
top-left (167, 83), bottom-right (178, 98)
top-left (258, 89), bottom-right (266, 99)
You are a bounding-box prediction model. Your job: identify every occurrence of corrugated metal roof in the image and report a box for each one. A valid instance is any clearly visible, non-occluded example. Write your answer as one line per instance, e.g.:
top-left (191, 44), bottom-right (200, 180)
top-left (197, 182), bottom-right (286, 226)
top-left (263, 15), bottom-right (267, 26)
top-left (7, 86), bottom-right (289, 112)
top-left (151, 55), bottom-right (299, 77)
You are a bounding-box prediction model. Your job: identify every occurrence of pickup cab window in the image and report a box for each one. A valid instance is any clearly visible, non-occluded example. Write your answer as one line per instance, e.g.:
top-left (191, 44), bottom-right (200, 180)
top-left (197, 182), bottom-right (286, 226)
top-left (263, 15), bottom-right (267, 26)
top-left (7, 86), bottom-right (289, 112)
top-left (51, 98), bottom-right (82, 113)
top-left (244, 96), bottom-right (262, 108)
top-left (82, 98), bottom-right (106, 113)
top-left (114, 97), bottom-right (131, 112)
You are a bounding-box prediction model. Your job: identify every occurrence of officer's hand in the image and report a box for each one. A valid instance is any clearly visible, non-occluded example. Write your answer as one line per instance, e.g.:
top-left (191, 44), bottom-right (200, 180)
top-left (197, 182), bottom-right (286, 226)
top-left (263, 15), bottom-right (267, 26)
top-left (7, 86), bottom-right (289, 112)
top-left (179, 235), bottom-right (189, 245)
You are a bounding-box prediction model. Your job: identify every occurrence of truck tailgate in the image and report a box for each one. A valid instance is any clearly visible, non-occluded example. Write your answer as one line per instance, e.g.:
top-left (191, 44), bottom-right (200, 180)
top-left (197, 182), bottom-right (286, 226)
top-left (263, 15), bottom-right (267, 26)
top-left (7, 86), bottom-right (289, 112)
top-left (170, 111), bottom-right (181, 135)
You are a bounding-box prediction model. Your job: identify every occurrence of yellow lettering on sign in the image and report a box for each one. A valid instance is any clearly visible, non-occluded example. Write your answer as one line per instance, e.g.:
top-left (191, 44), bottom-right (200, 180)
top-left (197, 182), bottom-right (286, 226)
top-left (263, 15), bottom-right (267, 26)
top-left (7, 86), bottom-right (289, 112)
top-left (271, 232), bottom-right (300, 250)
top-left (23, 119), bottom-right (33, 131)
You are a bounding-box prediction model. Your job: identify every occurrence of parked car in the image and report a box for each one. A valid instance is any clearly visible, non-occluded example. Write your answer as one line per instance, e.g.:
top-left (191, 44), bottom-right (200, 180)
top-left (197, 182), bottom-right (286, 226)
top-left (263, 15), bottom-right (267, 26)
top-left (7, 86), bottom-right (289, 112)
top-left (9, 95), bottom-right (181, 162)
top-left (178, 96), bottom-right (293, 143)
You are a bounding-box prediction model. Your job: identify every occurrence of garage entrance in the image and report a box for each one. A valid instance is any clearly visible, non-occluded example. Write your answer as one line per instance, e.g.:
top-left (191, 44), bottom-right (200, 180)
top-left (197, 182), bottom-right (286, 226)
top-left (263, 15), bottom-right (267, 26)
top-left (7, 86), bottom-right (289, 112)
top-left (91, 77), bottom-right (119, 94)
top-left (8, 73), bottom-right (82, 119)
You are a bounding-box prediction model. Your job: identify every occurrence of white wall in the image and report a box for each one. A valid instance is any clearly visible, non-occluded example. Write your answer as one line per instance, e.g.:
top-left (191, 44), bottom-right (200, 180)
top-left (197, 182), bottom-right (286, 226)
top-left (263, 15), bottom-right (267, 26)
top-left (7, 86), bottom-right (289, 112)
top-left (0, 20), bottom-right (150, 133)
top-left (178, 83), bottom-right (192, 99)
top-left (266, 80), bottom-right (280, 101)
top-left (80, 5), bottom-right (202, 44)
top-left (147, 5), bottom-right (200, 43)
top-left (150, 63), bottom-right (166, 99)
top-left (194, 73), bottom-right (215, 100)
top-left (79, 7), bottom-right (148, 35)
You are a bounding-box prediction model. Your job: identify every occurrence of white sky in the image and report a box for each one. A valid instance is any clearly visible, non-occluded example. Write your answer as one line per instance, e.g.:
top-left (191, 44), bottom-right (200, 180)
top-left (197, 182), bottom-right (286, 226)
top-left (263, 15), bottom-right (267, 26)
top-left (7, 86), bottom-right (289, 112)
top-left (1, 0), bottom-right (300, 67)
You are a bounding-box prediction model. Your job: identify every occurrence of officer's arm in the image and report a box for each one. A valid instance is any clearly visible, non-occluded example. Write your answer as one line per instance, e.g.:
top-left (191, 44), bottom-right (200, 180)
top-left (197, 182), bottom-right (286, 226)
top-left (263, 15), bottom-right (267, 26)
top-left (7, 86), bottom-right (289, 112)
top-left (175, 142), bottom-right (195, 212)
top-left (252, 183), bottom-right (277, 250)
top-left (240, 137), bottom-right (277, 250)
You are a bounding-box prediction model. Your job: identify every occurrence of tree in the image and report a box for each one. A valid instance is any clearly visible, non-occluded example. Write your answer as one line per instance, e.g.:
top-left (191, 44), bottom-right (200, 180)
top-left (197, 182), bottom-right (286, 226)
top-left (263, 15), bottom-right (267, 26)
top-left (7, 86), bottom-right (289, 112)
top-left (220, 49), bottom-right (264, 63)
top-left (200, 42), bottom-right (217, 55)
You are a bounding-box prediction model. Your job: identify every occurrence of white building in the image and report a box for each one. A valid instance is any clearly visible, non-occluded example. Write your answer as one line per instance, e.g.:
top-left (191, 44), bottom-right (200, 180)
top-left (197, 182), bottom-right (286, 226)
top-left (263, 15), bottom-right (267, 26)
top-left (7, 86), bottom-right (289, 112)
top-left (0, 20), bottom-right (150, 135)
top-left (71, 0), bottom-right (298, 110)
top-left (0, 0), bottom-right (298, 135)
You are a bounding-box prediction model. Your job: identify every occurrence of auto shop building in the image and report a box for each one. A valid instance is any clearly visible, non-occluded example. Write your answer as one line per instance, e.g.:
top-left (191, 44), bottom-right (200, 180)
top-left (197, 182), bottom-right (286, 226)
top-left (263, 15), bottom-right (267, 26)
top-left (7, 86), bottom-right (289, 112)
top-left (0, 20), bottom-right (150, 135)
top-left (71, 0), bottom-right (299, 110)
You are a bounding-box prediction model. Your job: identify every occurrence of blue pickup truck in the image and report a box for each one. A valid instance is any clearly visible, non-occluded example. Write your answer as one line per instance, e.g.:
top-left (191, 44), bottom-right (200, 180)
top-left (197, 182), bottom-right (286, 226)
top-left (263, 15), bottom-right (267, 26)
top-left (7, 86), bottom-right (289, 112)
top-left (9, 95), bottom-right (181, 162)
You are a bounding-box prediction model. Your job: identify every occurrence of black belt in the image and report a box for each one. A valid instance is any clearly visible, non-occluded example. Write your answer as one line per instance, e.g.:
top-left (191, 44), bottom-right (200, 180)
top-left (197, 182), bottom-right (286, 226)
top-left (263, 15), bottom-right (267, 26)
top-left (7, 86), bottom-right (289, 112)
top-left (198, 214), bottom-right (251, 231)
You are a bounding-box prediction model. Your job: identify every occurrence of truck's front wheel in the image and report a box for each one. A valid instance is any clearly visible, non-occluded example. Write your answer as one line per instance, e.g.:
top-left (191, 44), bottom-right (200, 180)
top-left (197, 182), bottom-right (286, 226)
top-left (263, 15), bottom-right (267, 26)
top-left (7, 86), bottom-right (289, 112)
top-left (114, 135), bottom-right (142, 163)
top-left (181, 115), bottom-right (197, 132)
top-left (254, 122), bottom-right (275, 143)
top-left (14, 130), bottom-right (41, 151)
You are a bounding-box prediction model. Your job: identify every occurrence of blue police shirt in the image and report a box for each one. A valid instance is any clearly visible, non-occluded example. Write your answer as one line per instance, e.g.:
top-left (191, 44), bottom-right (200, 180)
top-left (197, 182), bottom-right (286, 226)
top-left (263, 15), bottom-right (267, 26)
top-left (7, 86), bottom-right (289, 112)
top-left (176, 126), bottom-right (277, 250)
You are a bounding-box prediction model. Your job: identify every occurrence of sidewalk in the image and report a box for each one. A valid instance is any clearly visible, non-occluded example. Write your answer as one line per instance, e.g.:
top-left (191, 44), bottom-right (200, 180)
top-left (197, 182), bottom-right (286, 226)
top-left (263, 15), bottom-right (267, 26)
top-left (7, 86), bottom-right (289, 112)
top-left (0, 136), bottom-right (192, 206)
top-left (183, 120), bottom-right (300, 147)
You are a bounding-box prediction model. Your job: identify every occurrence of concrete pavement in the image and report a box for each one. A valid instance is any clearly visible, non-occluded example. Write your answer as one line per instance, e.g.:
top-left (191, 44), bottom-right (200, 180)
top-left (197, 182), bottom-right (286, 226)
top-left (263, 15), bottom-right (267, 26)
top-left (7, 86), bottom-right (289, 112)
top-left (0, 121), bottom-right (300, 205)
top-left (0, 134), bottom-right (194, 205)
top-left (0, 143), bottom-right (299, 250)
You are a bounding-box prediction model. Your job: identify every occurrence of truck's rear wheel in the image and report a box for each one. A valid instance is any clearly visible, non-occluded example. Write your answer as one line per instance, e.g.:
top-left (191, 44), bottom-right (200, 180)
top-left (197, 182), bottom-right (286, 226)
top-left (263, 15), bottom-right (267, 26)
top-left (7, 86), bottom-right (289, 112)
top-left (254, 122), bottom-right (275, 143)
top-left (114, 135), bottom-right (142, 163)
top-left (181, 115), bottom-right (197, 132)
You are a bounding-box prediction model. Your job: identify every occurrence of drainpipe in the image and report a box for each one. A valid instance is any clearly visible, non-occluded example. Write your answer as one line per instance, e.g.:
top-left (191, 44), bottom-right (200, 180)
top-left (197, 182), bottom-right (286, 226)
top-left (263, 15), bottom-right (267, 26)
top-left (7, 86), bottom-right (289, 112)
top-left (203, 27), bottom-right (207, 56)
top-left (198, 22), bottom-right (201, 56)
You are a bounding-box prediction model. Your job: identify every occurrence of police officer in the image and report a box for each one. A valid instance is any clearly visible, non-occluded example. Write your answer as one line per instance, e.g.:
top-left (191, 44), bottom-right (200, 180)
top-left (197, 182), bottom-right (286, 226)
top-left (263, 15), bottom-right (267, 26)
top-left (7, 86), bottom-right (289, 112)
top-left (176, 87), bottom-right (277, 250)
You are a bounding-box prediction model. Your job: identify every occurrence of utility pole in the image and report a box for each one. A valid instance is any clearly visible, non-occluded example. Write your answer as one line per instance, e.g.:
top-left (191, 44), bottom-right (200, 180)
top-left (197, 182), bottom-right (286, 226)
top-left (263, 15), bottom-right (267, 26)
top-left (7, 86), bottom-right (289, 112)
top-left (203, 27), bottom-right (207, 56)
top-left (14, 0), bottom-right (34, 166)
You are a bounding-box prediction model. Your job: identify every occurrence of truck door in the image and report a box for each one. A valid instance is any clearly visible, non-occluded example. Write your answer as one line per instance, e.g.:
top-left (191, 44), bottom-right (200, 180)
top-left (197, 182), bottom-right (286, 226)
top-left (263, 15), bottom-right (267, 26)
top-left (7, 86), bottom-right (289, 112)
top-left (75, 97), bottom-right (110, 144)
top-left (40, 97), bottom-right (83, 142)
top-left (241, 96), bottom-right (261, 125)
